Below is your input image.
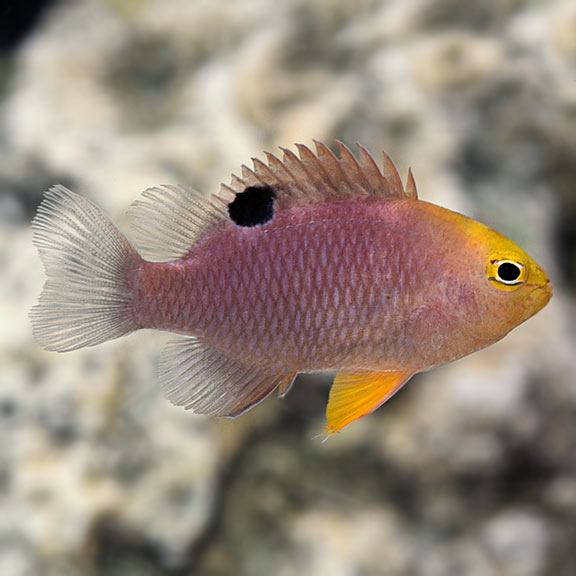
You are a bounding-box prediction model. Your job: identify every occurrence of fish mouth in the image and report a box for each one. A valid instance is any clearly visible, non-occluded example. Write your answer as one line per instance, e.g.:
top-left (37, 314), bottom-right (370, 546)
top-left (527, 281), bottom-right (553, 309)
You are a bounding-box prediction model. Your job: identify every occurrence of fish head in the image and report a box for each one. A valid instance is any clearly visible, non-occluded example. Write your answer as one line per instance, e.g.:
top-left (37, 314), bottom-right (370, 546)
top-left (462, 219), bottom-right (553, 336)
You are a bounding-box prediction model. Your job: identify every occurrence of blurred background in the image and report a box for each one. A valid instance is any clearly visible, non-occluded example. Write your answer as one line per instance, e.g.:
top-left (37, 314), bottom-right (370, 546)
top-left (1, 0), bottom-right (575, 574)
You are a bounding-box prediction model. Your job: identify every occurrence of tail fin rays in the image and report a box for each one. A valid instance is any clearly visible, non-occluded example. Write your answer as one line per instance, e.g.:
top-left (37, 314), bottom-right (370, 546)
top-left (30, 186), bottom-right (140, 352)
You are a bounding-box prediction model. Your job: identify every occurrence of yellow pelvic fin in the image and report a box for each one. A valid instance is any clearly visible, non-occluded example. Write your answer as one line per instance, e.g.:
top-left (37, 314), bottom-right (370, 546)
top-left (325, 370), bottom-right (413, 435)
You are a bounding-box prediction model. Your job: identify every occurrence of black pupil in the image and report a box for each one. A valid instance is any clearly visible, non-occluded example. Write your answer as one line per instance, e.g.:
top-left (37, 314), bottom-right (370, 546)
top-left (228, 184), bottom-right (276, 227)
top-left (498, 262), bottom-right (521, 282)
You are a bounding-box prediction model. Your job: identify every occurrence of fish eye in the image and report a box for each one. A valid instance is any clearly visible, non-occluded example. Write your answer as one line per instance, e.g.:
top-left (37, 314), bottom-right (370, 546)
top-left (497, 261), bottom-right (522, 282)
top-left (487, 259), bottom-right (526, 288)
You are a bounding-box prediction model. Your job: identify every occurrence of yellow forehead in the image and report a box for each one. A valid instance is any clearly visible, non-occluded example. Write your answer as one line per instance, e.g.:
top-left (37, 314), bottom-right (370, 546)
top-left (463, 217), bottom-right (551, 286)
top-left (414, 201), bottom-right (547, 285)
top-left (465, 218), bottom-right (531, 263)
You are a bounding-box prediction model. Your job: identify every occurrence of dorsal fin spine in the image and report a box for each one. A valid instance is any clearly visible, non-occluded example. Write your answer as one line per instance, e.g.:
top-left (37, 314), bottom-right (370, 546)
top-left (311, 140), bottom-right (340, 190)
top-left (331, 142), bottom-right (360, 196)
top-left (251, 157), bottom-right (280, 186)
top-left (295, 143), bottom-right (334, 192)
top-left (280, 147), bottom-right (321, 198)
top-left (381, 151), bottom-right (404, 197)
top-left (219, 184), bottom-right (237, 201)
top-left (405, 168), bottom-right (418, 199)
top-left (279, 148), bottom-right (319, 198)
top-left (231, 174), bottom-right (248, 191)
top-left (241, 164), bottom-right (255, 181)
top-left (336, 141), bottom-right (373, 196)
top-left (241, 164), bottom-right (277, 193)
top-left (356, 144), bottom-right (385, 195)
top-left (313, 141), bottom-right (355, 196)
top-left (265, 152), bottom-right (297, 196)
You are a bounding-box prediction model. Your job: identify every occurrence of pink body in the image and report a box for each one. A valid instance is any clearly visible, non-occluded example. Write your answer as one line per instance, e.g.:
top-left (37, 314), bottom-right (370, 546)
top-left (134, 198), bottom-right (492, 374)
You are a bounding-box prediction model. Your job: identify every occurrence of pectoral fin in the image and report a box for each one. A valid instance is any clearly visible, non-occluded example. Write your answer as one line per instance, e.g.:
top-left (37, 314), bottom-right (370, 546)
top-left (325, 369), bottom-right (413, 435)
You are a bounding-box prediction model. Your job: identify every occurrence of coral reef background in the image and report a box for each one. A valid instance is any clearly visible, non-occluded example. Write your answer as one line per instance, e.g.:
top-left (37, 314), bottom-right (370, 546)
top-left (0, 0), bottom-right (575, 574)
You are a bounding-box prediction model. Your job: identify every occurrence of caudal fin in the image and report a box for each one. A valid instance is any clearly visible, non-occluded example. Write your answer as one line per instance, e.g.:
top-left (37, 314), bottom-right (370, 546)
top-left (30, 186), bottom-right (140, 352)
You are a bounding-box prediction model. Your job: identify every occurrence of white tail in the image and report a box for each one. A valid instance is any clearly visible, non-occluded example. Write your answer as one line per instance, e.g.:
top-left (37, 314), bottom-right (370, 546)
top-left (30, 186), bottom-right (140, 352)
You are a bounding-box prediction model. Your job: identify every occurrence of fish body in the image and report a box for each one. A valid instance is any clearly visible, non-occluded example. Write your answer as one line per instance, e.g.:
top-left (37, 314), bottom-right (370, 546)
top-left (137, 198), bottom-right (539, 372)
top-left (31, 143), bottom-right (552, 434)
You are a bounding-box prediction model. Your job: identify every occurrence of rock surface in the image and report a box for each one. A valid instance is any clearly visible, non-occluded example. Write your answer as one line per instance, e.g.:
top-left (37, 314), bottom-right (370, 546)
top-left (0, 0), bottom-right (575, 575)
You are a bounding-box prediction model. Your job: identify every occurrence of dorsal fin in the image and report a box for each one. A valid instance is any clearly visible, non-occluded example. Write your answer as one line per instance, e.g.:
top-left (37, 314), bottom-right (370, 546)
top-left (127, 185), bottom-right (229, 261)
top-left (128, 143), bottom-right (417, 261)
top-left (404, 168), bottom-right (418, 199)
top-left (228, 142), bottom-right (415, 208)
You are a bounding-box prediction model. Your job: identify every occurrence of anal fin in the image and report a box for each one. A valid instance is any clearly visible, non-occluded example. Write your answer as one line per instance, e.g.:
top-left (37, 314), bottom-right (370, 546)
top-left (325, 369), bottom-right (413, 435)
top-left (277, 374), bottom-right (297, 398)
top-left (160, 336), bottom-right (296, 417)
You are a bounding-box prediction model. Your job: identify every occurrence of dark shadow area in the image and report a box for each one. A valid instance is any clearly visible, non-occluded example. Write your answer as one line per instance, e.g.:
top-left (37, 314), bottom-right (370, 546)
top-left (0, 0), bottom-right (58, 53)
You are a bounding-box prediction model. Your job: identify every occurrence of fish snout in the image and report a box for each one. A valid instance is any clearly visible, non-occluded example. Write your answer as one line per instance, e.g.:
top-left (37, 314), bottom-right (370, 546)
top-left (527, 279), bottom-right (553, 311)
top-left (542, 280), bottom-right (553, 303)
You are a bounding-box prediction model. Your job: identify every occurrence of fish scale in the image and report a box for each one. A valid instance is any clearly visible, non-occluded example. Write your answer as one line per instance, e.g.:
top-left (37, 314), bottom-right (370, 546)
top-left (143, 205), bottom-right (423, 372)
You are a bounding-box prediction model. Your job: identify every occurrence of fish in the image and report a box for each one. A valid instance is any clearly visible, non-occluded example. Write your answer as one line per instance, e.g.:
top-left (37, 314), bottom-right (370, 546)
top-left (30, 141), bottom-right (553, 435)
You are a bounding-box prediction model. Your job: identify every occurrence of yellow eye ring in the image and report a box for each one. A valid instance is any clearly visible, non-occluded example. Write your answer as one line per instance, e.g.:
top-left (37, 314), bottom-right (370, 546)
top-left (487, 259), bottom-right (526, 290)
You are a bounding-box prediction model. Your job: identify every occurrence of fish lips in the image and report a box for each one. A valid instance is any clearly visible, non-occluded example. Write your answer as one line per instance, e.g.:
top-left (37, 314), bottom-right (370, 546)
top-left (526, 280), bottom-right (553, 312)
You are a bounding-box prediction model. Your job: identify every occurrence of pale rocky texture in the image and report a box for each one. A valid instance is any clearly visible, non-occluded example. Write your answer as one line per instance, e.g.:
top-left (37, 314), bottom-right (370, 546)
top-left (0, 0), bottom-right (575, 575)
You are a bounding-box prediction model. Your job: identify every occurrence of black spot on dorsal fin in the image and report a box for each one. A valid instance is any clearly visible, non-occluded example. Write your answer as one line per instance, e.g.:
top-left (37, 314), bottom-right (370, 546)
top-left (127, 143), bottom-right (416, 262)
top-left (228, 184), bottom-right (276, 227)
